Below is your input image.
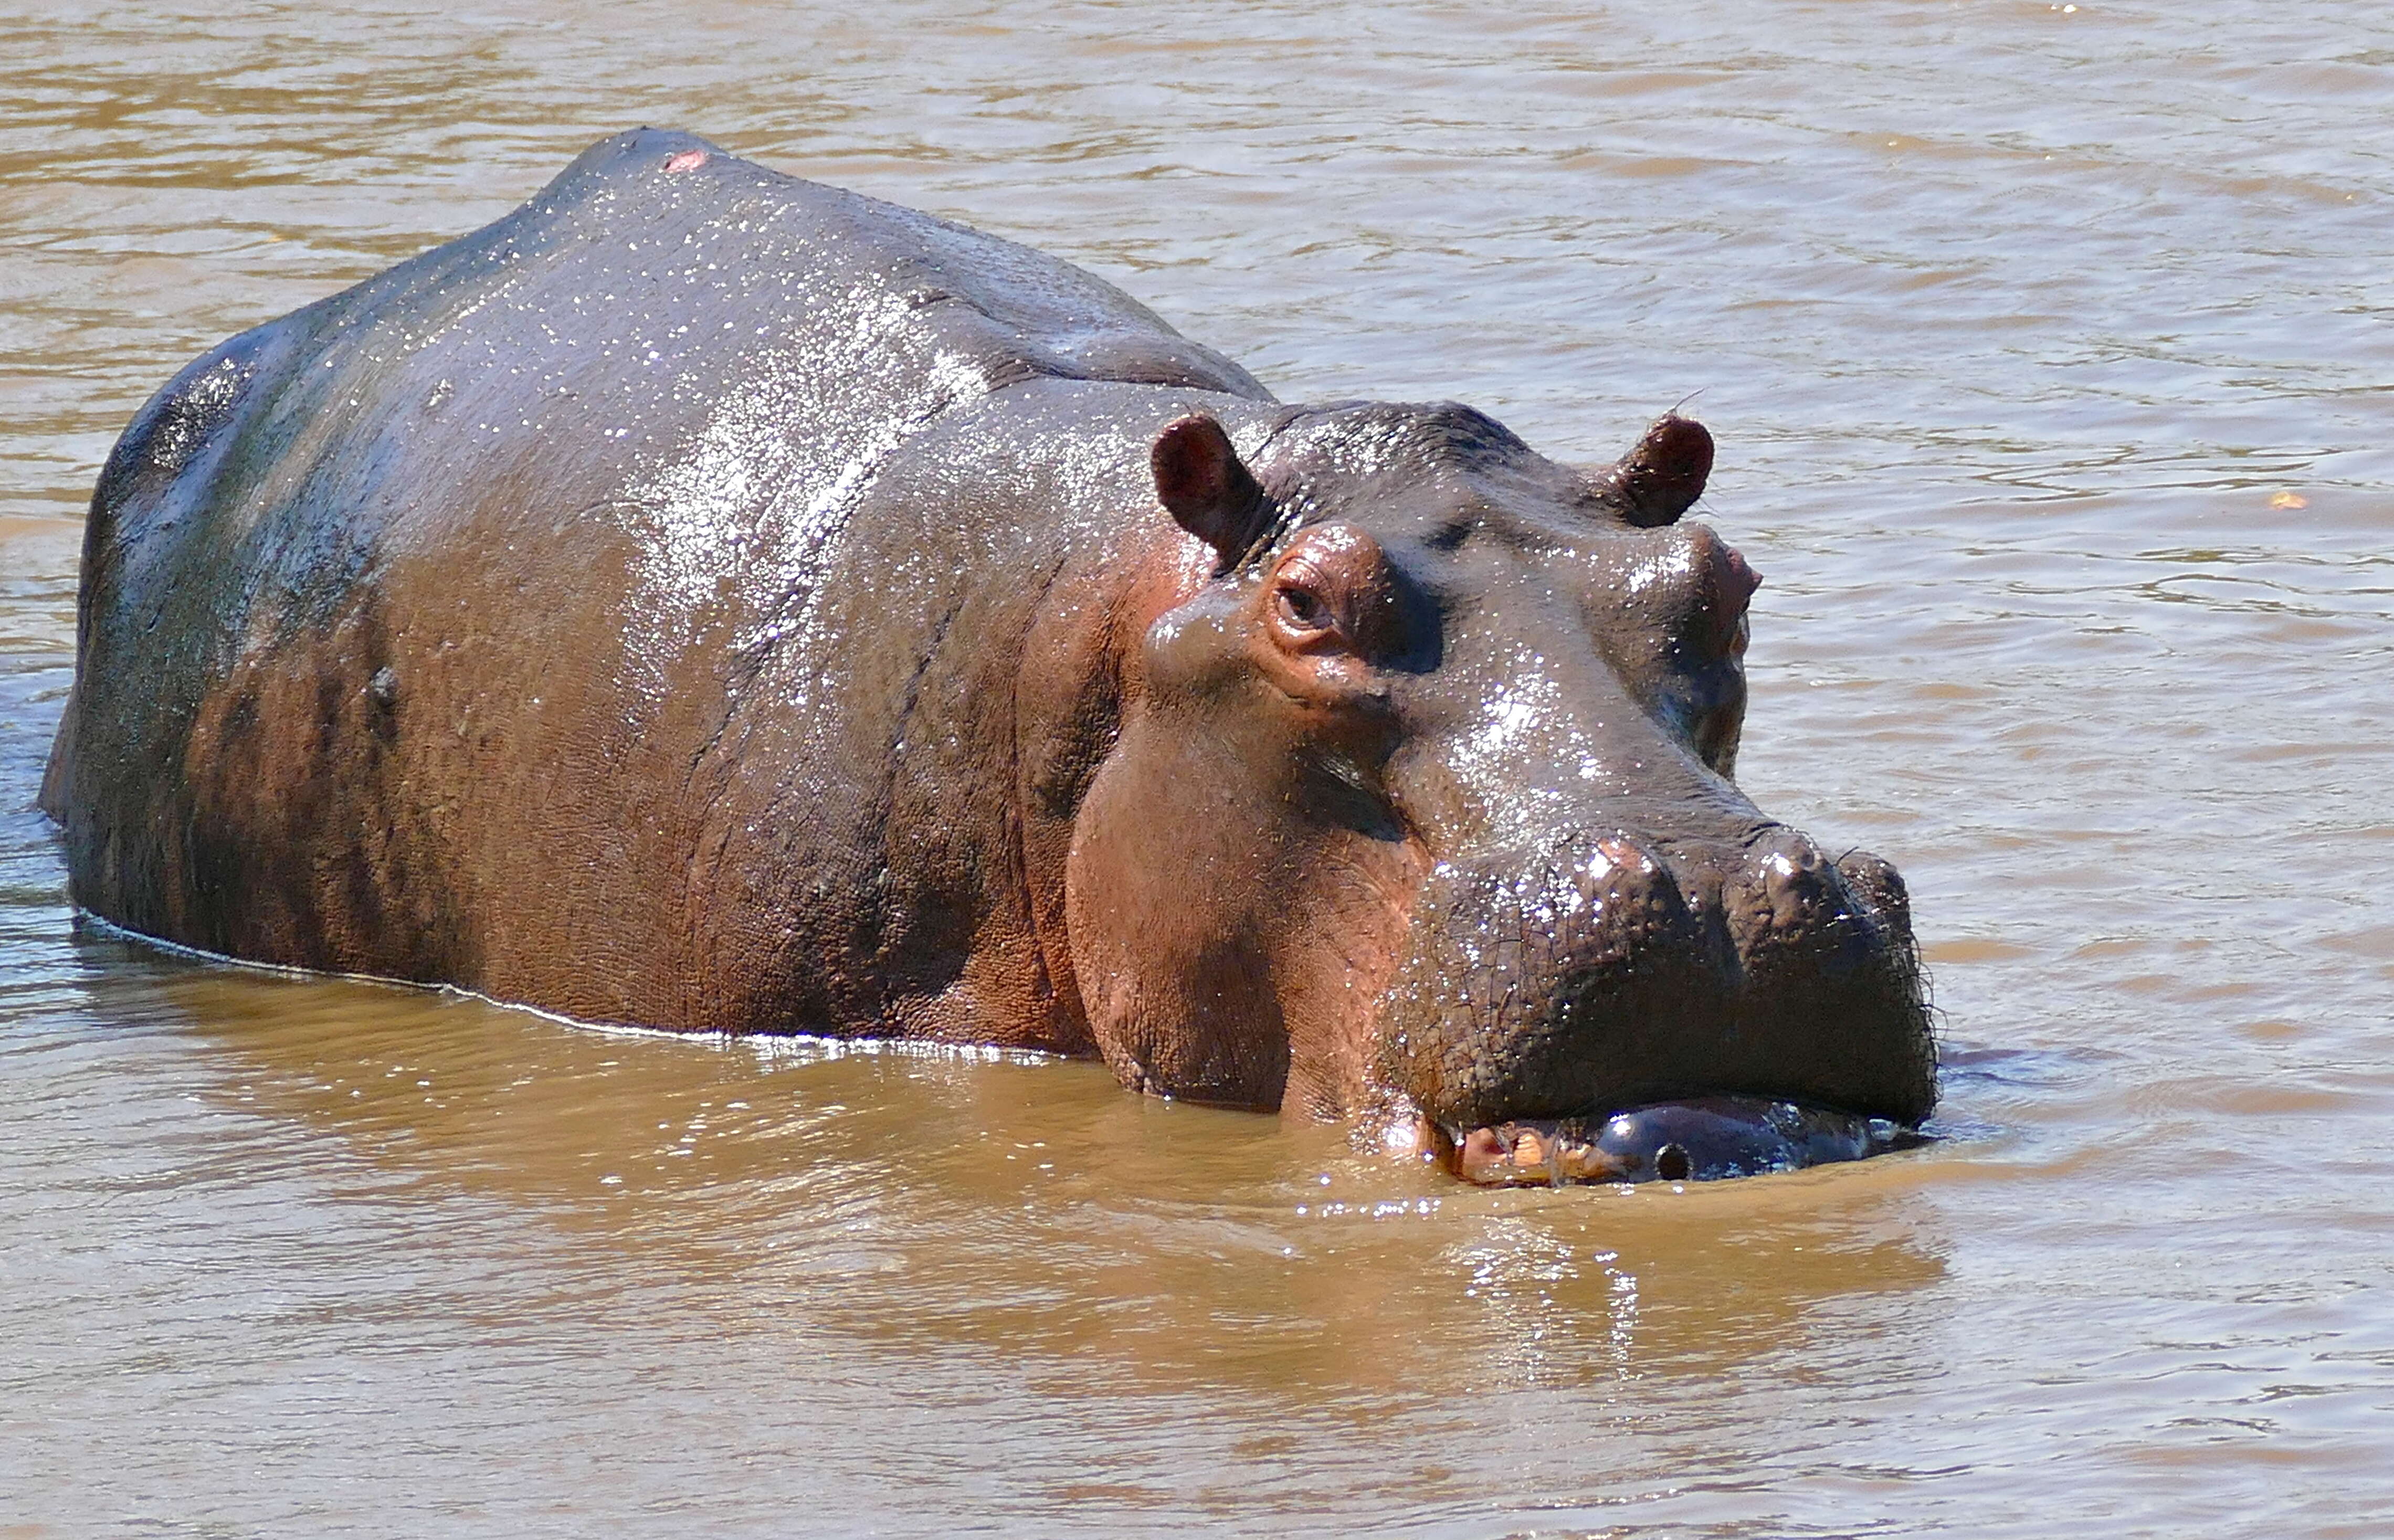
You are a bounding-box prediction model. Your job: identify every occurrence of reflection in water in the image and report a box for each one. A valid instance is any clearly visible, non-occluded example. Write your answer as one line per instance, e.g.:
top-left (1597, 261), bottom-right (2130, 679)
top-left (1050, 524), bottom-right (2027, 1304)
top-left (100, 935), bottom-right (1948, 1405)
top-left (5, 1), bottom-right (2394, 1534)
top-left (13, 919), bottom-right (1961, 1530)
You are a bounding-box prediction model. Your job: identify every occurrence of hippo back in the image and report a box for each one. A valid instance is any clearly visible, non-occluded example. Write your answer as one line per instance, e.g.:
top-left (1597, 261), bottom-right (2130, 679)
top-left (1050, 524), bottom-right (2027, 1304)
top-left (68, 126), bottom-right (1263, 651)
top-left (43, 129), bottom-right (1267, 1025)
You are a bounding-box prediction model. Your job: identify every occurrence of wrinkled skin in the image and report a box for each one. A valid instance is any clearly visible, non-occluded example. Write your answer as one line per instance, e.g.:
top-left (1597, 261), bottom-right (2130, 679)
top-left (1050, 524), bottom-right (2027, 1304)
top-left (42, 129), bottom-right (1935, 1181)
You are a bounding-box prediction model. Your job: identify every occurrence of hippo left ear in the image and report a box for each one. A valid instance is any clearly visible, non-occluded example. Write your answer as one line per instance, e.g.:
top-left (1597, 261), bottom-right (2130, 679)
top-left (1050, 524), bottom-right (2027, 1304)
top-left (1153, 414), bottom-right (1273, 571)
top-left (1588, 413), bottom-right (1713, 528)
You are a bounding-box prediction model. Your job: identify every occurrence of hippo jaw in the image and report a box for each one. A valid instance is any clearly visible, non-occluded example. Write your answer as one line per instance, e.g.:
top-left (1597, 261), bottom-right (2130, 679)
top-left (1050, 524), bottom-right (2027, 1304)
top-left (1431, 1098), bottom-right (1931, 1187)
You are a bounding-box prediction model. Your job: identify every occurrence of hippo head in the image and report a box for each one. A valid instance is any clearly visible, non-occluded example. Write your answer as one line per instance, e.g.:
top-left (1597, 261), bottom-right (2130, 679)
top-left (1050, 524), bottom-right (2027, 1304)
top-left (1063, 402), bottom-right (1934, 1182)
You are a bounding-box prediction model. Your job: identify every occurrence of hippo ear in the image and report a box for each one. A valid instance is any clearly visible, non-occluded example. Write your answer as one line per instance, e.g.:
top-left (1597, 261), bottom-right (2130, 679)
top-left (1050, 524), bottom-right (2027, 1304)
top-left (1153, 414), bottom-right (1272, 570)
top-left (1590, 413), bottom-right (1713, 528)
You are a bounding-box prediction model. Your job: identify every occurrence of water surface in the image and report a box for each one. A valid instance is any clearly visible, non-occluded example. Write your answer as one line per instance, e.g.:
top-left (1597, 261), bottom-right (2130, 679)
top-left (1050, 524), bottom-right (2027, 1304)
top-left (3, 3), bottom-right (2390, 1535)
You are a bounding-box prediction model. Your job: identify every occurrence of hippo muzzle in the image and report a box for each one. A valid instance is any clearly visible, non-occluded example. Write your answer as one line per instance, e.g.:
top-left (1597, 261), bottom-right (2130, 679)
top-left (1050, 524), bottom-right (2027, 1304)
top-left (1379, 826), bottom-right (1935, 1184)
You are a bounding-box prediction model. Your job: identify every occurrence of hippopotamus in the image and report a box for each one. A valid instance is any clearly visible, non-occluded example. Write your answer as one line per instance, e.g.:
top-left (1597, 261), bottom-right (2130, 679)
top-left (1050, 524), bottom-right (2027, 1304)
top-left (39, 129), bottom-right (1935, 1184)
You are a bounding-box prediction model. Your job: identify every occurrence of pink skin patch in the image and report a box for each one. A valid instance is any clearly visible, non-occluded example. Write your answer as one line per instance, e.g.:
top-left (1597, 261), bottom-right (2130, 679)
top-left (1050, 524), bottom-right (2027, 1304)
top-left (663, 150), bottom-right (709, 173)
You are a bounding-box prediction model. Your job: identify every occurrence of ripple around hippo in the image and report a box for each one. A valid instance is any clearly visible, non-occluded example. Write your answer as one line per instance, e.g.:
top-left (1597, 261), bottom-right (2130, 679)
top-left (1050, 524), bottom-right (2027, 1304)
top-left (39, 128), bottom-right (1935, 1185)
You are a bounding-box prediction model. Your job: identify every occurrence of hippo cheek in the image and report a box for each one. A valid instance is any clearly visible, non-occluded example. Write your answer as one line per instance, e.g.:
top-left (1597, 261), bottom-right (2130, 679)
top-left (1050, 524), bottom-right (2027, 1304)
top-left (1066, 700), bottom-right (1432, 1115)
top-left (1063, 765), bottom-right (1294, 1109)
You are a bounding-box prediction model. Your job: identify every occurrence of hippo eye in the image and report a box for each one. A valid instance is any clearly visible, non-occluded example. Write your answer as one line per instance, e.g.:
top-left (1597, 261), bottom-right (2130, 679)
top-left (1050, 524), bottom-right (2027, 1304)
top-left (1274, 579), bottom-right (1335, 636)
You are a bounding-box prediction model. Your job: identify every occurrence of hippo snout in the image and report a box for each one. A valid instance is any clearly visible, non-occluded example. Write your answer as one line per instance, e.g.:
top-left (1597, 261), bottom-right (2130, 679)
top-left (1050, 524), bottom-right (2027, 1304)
top-left (1377, 825), bottom-right (1936, 1165)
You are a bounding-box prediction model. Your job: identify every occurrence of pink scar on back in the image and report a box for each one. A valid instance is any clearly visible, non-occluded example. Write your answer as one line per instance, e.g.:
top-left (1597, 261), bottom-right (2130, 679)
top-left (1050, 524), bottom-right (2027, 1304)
top-left (663, 151), bottom-right (709, 173)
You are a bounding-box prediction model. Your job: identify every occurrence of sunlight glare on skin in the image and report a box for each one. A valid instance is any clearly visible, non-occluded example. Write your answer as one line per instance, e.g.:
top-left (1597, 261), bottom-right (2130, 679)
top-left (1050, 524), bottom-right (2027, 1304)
top-left (1444, 661), bottom-right (1586, 847)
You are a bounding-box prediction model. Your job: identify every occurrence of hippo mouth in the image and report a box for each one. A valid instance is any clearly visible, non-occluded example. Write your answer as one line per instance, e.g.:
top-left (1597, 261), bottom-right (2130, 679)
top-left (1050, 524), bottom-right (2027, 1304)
top-left (1425, 1097), bottom-right (1927, 1186)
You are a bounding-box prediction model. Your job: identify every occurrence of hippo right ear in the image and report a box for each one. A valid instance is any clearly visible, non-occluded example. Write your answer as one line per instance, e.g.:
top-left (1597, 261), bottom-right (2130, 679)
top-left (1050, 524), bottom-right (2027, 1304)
top-left (1152, 414), bottom-right (1273, 571)
top-left (1588, 413), bottom-right (1713, 528)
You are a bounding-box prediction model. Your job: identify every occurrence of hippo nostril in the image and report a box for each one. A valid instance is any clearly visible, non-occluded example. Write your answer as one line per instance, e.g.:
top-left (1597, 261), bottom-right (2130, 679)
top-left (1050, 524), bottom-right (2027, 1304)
top-left (1736, 833), bottom-right (1842, 937)
top-left (1834, 848), bottom-right (1912, 935)
top-left (1762, 850), bottom-right (1801, 908)
top-left (1593, 835), bottom-right (1656, 877)
top-left (1653, 1143), bottom-right (1693, 1182)
top-left (1581, 836), bottom-right (1675, 919)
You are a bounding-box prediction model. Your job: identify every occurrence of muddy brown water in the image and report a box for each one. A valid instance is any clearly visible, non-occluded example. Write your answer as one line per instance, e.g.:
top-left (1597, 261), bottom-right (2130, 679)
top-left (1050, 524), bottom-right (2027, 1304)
top-left (3, 2), bottom-right (2391, 1535)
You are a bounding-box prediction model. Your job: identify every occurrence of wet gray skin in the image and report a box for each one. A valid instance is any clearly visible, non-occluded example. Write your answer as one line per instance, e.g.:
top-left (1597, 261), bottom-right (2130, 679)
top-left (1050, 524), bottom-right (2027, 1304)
top-left (42, 128), bottom-right (1935, 1186)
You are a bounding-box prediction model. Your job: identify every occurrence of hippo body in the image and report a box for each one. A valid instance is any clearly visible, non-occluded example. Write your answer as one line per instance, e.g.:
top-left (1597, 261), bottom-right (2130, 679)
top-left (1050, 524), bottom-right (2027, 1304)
top-left (44, 129), bottom-right (1934, 1174)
